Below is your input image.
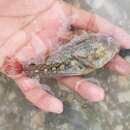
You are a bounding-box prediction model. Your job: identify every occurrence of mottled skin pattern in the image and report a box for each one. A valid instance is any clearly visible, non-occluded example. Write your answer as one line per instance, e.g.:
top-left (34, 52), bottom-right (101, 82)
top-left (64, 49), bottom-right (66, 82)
top-left (24, 32), bottom-right (119, 77)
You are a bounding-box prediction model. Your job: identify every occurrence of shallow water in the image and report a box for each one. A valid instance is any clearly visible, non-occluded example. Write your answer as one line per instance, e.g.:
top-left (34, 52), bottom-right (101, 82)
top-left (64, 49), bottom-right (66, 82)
top-left (0, 0), bottom-right (130, 130)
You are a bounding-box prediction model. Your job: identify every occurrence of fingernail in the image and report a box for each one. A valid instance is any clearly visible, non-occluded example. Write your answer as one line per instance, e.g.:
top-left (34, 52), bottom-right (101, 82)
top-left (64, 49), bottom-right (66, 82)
top-left (41, 96), bottom-right (63, 114)
top-left (84, 84), bottom-right (104, 102)
top-left (88, 85), bottom-right (105, 102)
top-left (115, 65), bottom-right (130, 75)
top-left (76, 80), bottom-right (104, 102)
top-left (115, 62), bottom-right (130, 75)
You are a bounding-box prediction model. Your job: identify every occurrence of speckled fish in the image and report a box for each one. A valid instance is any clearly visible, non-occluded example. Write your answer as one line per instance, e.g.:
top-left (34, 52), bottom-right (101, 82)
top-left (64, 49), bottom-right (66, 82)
top-left (24, 32), bottom-right (119, 77)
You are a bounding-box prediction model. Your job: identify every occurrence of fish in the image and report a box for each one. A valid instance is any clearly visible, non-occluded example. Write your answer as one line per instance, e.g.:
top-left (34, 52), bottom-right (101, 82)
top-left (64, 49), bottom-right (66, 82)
top-left (24, 32), bottom-right (119, 78)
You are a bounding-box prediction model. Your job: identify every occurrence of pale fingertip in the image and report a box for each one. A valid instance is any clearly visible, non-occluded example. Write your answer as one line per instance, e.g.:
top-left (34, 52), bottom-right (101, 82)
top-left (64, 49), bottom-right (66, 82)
top-left (75, 80), bottom-right (104, 102)
top-left (38, 96), bottom-right (63, 114)
top-left (114, 63), bottom-right (130, 75)
top-left (106, 55), bottom-right (130, 75)
top-left (48, 98), bottom-right (63, 114)
top-left (86, 85), bottom-right (105, 102)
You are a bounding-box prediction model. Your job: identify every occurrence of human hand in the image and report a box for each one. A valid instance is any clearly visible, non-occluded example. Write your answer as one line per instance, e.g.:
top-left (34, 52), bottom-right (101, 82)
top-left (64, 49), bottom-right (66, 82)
top-left (0, 0), bottom-right (130, 113)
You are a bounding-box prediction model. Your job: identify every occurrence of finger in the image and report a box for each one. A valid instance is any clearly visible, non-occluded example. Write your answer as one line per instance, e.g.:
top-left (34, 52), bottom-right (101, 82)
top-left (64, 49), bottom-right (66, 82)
top-left (59, 76), bottom-right (104, 102)
top-left (15, 76), bottom-right (63, 113)
top-left (0, 31), bottom-right (28, 67)
top-left (14, 33), bottom-right (49, 63)
top-left (65, 3), bottom-right (130, 49)
top-left (106, 55), bottom-right (130, 75)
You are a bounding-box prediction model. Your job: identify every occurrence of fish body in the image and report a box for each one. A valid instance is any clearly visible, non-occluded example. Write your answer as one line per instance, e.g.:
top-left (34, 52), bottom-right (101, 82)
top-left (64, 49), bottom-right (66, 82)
top-left (24, 32), bottom-right (119, 77)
